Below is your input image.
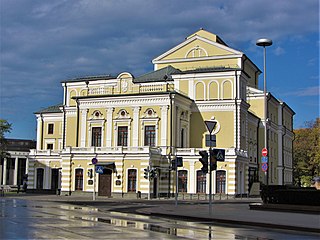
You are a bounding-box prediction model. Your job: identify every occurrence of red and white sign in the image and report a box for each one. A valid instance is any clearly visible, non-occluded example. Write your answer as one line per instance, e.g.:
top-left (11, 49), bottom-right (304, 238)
top-left (262, 148), bottom-right (268, 157)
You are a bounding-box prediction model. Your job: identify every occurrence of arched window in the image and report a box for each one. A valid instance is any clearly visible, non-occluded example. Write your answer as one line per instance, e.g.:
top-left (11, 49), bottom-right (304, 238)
top-left (208, 81), bottom-right (219, 100)
top-left (127, 169), bottom-right (137, 192)
top-left (216, 170), bottom-right (226, 193)
top-left (69, 90), bottom-right (77, 106)
top-left (178, 170), bottom-right (188, 193)
top-left (36, 168), bottom-right (44, 189)
top-left (222, 80), bottom-right (232, 99)
top-left (196, 170), bottom-right (206, 193)
top-left (75, 169), bottom-right (83, 191)
top-left (195, 82), bottom-right (205, 100)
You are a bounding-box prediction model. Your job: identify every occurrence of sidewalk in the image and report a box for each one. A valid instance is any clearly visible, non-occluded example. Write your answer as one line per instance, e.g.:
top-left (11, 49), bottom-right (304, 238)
top-left (3, 193), bottom-right (320, 233)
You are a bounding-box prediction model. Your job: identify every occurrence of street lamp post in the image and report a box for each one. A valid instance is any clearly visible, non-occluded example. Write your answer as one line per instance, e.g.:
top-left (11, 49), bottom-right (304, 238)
top-left (256, 38), bottom-right (272, 185)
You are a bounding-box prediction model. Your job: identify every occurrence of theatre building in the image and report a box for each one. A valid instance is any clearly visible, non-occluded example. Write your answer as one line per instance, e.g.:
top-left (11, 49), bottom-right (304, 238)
top-left (28, 29), bottom-right (294, 198)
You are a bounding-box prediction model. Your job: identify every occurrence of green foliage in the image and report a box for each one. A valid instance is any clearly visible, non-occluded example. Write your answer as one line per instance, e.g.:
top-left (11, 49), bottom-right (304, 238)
top-left (0, 119), bottom-right (12, 159)
top-left (293, 118), bottom-right (320, 186)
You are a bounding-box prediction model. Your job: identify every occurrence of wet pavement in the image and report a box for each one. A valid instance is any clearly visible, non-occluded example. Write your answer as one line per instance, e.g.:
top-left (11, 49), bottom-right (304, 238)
top-left (1, 197), bottom-right (320, 239)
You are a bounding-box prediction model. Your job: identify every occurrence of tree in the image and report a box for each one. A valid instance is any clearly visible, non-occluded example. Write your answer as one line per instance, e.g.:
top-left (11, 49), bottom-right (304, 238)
top-left (293, 118), bottom-right (320, 186)
top-left (0, 119), bottom-right (12, 159)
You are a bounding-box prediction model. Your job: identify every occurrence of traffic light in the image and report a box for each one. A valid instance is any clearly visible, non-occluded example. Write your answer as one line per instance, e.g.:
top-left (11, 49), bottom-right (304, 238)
top-left (171, 159), bottom-right (176, 170)
top-left (199, 150), bottom-right (208, 174)
top-left (144, 168), bottom-right (149, 179)
top-left (149, 168), bottom-right (158, 179)
top-left (209, 149), bottom-right (216, 171)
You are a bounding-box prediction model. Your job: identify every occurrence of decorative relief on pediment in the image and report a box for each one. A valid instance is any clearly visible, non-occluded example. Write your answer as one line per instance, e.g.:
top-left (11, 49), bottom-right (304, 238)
top-left (116, 109), bottom-right (130, 119)
top-left (185, 45), bottom-right (208, 58)
top-left (89, 110), bottom-right (103, 120)
top-left (143, 108), bottom-right (157, 118)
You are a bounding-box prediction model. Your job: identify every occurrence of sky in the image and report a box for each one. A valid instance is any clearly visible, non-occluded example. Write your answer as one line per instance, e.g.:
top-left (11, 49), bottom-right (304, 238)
top-left (0, 0), bottom-right (319, 140)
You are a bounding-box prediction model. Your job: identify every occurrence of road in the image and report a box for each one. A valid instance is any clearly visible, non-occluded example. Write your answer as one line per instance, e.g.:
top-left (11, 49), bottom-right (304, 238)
top-left (1, 198), bottom-right (319, 239)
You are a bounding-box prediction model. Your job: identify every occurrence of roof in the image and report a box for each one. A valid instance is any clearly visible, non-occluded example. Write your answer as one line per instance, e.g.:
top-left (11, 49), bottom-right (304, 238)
top-left (35, 104), bottom-right (63, 114)
top-left (61, 75), bottom-right (116, 83)
top-left (0, 138), bottom-right (36, 152)
top-left (134, 65), bottom-right (181, 83)
top-left (180, 66), bottom-right (241, 74)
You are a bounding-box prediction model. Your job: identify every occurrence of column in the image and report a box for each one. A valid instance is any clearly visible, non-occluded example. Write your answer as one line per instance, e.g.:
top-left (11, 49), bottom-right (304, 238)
top-left (80, 109), bottom-right (88, 147)
top-left (36, 116), bottom-right (42, 150)
top-left (176, 108), bottom-right (181, 147)
top-left (106, 108), bottom-right (114, 147)
top-left (160, 106), bottom-right (168, 149)
top-left (13, 157), bottom-right (18, 185)
top-left (61, 147), bottom-right (73, 195)
top-left (45, 165), bottom-right (50, 189)
top-left (189, 161), bottom-right (195, 193)
top-left (3, 158), bottom-right (7, 185)
top-left (132, 107), bottom-right (140, 147)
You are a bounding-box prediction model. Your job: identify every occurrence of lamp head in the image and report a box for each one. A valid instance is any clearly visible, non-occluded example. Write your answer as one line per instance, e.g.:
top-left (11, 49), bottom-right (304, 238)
top-left (256, 38), bottom-right (273, 47)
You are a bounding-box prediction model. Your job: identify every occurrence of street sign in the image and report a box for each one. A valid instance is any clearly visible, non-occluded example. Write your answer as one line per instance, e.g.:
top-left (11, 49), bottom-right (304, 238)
top-left (261, 163), bottom-right (268, 172)
top-left (212, 149), bottom-right (225, 161)
top-left (261, 156), bottom-right (268, 163)
top-left (262, 148), bottom-right (268, 157)
top-left (204, 120), bottom-right (217, 134)
top-left (95, 165), bottom-right (104, 174)
top-left (92, 157), bottom-right (98, 165)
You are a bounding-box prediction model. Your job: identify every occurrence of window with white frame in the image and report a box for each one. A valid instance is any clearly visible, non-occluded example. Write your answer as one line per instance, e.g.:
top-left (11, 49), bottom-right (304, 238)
top-left (144, 125), bottom-right (156, 146)
top-left (91, 127), bottom-right (102, 147)
top-left (117, 126), bottom-right (128, 146)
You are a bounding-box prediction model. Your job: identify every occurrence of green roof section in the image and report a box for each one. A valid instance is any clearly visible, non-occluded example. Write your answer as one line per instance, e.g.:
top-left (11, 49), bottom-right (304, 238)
top-left (35, 104), bottom-right (63, 114)
top-left (134, 65), bottom-right (181, 83)
top-left (61, 75), bottom-right (116, 83)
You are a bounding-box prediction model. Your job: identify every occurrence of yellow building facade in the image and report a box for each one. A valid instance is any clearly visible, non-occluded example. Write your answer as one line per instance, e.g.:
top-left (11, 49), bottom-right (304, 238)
top-left (28, 29), bottom-right (294, 198)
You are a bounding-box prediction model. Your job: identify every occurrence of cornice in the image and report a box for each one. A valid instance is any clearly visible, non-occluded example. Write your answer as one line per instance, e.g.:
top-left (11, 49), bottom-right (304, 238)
top-left (79, 95), bottom-right (171, 109)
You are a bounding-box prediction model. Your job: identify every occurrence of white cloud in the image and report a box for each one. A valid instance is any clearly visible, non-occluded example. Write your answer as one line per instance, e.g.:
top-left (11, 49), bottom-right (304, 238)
top-left (286, 86), bottom-right (320, 97)
top-left (274, 47), bottom-right (285, 56)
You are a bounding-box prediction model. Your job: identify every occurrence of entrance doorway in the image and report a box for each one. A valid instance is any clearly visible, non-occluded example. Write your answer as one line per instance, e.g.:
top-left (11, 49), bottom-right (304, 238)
top-left (98, 169), bottom-right (112, 197)
top-left (51, 169), bottom-right (59, 191)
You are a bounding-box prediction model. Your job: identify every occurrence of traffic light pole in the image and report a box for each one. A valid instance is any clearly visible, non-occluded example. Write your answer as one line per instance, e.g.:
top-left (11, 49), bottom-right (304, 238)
top-left (175, 157), bottom-right (178, 206)
top-left (209, 133), bottom-right (213, 215)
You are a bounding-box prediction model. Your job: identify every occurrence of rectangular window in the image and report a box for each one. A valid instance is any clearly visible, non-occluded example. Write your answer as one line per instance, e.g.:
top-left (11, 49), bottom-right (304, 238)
top-left (48, 123), bottom-right (54, 134)
top-left (178, 170), bottom-right (188, 193)
top-left (47, 144), bottom-right (53, 150)
top-left (127, 169), bottom-right (137, 192)
top-left (196, 170), bottom-right (206, 193)
top-left (91, 127), bottom-right (102, 147)
top-left (75, 169), bottom-right (83, 190)
top-left (144, 125), bottom-right (156, 146)
top-left (117, 126), bottom-right (128, 146)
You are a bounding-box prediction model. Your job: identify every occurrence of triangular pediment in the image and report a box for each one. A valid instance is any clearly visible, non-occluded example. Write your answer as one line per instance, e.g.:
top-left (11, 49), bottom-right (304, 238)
top-left (153, 29), bottom-right (243, 65)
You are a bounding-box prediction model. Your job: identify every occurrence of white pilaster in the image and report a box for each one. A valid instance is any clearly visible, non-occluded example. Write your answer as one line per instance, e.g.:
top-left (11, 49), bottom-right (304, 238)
top-left (189, 78), bottom-right (194, 99)
top-left (133, 107), bottom-right (140, 147)
top-left (106, 108), bottom-right (114, 147)
top-left (80, 109), bottom-right (88, 147)
top-left (189, 161), bottom-right (195, 193)
top-left (176, 108), bottom-right (182, 147)
top-left (3, 158), bottom-right (7, 185)
top-left (36, 116), bottom-right (42, 150)
top-left (14, 157), bottom-right (18, 185)
top-left (160, 106), bottom-right (168, 147)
